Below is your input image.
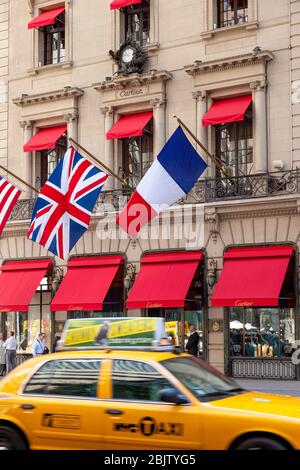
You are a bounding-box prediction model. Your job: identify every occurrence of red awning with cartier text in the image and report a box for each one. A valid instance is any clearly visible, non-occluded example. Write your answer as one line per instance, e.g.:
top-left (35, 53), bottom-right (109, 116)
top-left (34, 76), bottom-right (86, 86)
top-left (126, 252), bottom-right (204, 309)
top-left (106, 112), bottom-right (153, 140)
top-left (110, 0), bottom-right (142, 10)
top-left (50, 256), bottom-right (124, 311)
top-left (211, 246), bottom-right (294, 308)
top-left (0, 260), bottom-right (52, 312)
top-left (23, 125), bottom-right (67, 153)
top-left (202, 95), bottom-right (252, 126)
top-left (28, 7), bottom-right (65, 29)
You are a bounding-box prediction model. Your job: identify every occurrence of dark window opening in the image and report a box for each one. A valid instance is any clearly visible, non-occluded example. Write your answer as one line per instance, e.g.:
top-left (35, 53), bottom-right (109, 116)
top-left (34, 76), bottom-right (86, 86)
top-left (216, 108), bottom-right (253, 178)
top-left (39, 133), bottom-right (67, 188)
top-left (41, 11), bottom-right (65, 65)
top-left (218, 0), bottom-right (248, 28)
top-left (124, 0), bottom-right (150, 46)
top-left (122, 119), bottom-right (153, 188)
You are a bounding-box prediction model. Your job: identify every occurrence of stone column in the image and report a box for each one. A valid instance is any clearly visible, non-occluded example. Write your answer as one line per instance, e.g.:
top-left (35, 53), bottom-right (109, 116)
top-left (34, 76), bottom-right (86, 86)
top-left (151, 98), bottom-right (166, 157)
top-left (20, 120), bottom-right (33, 198)
top-left (193, 90), bottom-right (208, 152)
top-left (64, 112), bottom-right (79, 146)
top-left (101, 107), bottom-right (114, 190)
top-left (251, 80), bottom-right (268, 173)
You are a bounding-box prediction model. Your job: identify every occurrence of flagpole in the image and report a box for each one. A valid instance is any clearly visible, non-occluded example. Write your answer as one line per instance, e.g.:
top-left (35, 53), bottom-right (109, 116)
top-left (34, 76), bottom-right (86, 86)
top-left (69, 138), bottom-right (130, 188)
top-left (0, 164), bottom-right (39, 194)
top-left (173, 115), bottom-right (230, 179)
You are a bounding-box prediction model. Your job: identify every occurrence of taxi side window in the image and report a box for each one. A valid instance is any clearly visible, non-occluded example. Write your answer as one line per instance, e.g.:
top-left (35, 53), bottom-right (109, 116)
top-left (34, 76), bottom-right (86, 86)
top-left (112, 360), bottom-right (176, 402)
top-left (23, 359), bottom-right (102, 398)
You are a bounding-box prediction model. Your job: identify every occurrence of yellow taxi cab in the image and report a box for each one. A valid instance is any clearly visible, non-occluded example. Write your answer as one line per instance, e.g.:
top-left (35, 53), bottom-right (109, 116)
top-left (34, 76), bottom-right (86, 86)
top-left (0, 317), bottom-right (300, 450)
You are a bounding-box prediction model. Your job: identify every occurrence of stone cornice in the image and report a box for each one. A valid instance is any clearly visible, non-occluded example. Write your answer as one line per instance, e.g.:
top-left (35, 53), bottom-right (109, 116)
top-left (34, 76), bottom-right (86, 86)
top-left (205, 195), bottom-right (300, 221)
top-left (93, 70), bottom-right (173, 92)
top-left (13, 87), bottom-right (84, 107)
top-left (184, 51), bottom-right (274, 76)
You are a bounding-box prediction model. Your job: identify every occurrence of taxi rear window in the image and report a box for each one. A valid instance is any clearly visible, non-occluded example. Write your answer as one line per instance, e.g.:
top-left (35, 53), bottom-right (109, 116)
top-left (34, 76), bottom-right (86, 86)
top-left (23, 359), bottom-right (102, 399)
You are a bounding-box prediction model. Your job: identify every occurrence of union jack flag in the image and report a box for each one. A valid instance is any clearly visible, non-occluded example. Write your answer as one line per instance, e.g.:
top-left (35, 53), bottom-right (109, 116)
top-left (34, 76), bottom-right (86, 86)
top-left (0, 176), bottom-right (21, 236)
top-left (27, 146), bottom-right (108, 260)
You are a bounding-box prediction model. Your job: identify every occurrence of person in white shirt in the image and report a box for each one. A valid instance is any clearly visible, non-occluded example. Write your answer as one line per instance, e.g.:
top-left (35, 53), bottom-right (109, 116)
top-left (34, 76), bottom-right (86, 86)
top-left (0, 332), bottom-right (6, 376)
top-left (32, 333), bottom-right (45, 357)
top-left (3, 331), bottom-right (17, 373)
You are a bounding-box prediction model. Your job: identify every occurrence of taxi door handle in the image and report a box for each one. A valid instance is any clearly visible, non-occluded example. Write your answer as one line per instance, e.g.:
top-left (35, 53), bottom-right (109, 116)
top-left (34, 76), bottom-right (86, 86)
top-left (20, 404), bottom-right (35, 410)
top-left (105, 409), bottom-right (123, 416)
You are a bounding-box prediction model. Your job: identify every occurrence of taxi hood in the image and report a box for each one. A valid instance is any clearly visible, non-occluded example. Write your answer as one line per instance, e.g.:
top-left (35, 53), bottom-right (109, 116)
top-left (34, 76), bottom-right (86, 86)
top-left (210, 391), bottom-right (300, 420)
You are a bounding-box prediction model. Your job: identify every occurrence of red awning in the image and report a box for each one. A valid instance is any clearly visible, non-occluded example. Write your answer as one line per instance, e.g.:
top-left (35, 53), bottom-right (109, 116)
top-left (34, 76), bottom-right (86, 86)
top-left (28, 7), bottom-right (65, 30)
top-left (126, 252), bottom-right (204, 309)
top-left (106, 112), bottom-right (153, 140)
top-left (211, 246), bottom-right (294, 307)
top-left (23, 125), bottom-right (67, 153)
top-left (110, 0), bottom-right (142, 10)
top-left (202, 95), bottom-right (252, 127)
top-left (0, 260), bottom-right (52, 312)
top-left (50, 256), bottom-right (124, 311)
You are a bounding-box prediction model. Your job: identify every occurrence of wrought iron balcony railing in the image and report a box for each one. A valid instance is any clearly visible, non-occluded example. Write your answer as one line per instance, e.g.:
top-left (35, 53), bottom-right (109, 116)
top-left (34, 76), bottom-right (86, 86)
top-left (8, 169), bottom-right (300, 222)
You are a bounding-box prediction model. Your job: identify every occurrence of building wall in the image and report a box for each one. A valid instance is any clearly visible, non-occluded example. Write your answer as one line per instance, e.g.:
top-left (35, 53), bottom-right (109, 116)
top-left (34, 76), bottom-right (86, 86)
top-left (1, 0), bottom-right (299, 375)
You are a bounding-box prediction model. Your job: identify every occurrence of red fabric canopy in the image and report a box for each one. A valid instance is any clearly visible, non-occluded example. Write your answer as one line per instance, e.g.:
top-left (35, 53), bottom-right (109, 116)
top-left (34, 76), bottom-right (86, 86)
top-left (211, 246), bottom-right (294, 307)
top-left (126, 252), bottom-right (204, 309)
top-left (28, 7), bottom-right (65, 30)
top-left (23, 125), bottom-right (67, 153)
top-left (202, 95), bottom-right (252, 127)
top-left (51, 256), bottom-right (124, 311)
top-left (110, 0), bottom-right (142, 10)
top-left (0, 260), bottom-right (52, 312)
top-left (106, 112), bottom-right (153, 140)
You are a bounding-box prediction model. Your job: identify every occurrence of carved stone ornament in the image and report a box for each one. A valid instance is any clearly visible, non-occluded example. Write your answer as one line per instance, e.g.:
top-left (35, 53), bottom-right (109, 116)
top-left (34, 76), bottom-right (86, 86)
top-left (109, 37), bottom-right (148, 76)
top-left (205, 210), bottom-right (220, 244)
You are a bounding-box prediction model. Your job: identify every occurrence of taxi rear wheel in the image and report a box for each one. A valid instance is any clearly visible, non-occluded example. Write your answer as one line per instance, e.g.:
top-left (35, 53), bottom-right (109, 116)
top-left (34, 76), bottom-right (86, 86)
top-left (0, 426), bottom-right (27, 450)
top-left (234, 436), bottom-right (289, 451)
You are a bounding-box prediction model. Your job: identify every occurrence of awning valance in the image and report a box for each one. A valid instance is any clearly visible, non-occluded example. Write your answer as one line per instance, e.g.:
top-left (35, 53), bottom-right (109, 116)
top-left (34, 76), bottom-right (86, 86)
top-left (23, 125), bottom-right (67, 153)
top-left (28, 7), bottom-right (65, 30)
top-left (50, 256), bottom-right (124, 311)
top-left (0, 260), bottom-right (52, 312)
top-left (126, 252), bottom-right (204, 309)
top-left (106, 111), bottom-right (153, 140)
top-left (202, 95), bottom-right (252, 127)
top-left (110, 0), bottom-right (142, 10)
top-left (211, 246), bottom-right (294, 308)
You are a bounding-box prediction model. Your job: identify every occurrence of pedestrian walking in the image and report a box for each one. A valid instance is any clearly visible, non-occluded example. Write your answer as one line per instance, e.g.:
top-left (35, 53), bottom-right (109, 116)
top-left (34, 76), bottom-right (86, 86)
top-left (3, 332), bottom-right (17, 373)
top-left (0, 332), bottom-right (6, 376)
top-left (186, 325), bottom-right (199, 356)
top-left (52, 335), bottom-right (61, 353)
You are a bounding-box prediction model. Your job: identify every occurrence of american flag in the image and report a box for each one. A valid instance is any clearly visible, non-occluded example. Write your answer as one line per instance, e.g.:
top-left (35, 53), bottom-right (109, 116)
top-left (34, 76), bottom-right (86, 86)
top-left (0, 176), bottom-right (21, 236)
top-left (27, 146), bottom-right (108, 260)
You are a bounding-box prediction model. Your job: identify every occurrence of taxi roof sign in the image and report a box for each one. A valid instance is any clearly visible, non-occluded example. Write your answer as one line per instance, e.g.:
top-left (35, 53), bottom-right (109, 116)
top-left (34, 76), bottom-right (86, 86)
top-left (58, 317), bottom-right (174, 351)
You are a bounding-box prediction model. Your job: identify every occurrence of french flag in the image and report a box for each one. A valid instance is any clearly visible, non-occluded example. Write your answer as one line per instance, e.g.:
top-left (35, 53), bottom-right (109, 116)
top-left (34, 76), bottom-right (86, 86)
top-left (116, 126), bottom-right (207, 238)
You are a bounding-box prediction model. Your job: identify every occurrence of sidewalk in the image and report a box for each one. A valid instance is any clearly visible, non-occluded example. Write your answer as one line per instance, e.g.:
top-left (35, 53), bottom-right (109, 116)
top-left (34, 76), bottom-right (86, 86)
top-left (237, 379), bottom-right (300, 397)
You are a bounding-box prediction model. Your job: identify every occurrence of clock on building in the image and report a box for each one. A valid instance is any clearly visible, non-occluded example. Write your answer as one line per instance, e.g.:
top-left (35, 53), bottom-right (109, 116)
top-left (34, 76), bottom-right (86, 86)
top-left (109, 38), bottom-right (147, 76)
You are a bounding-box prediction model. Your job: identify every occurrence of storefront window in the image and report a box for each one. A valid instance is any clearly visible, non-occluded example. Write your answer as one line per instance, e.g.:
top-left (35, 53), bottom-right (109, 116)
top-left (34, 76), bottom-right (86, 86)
top-left (229, 308), bottom-right (296, 358)
top-left (0, 271), bottom-right (52, 353)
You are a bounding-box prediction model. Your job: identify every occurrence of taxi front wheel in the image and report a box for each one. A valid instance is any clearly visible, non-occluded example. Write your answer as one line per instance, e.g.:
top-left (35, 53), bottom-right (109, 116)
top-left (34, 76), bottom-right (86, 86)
top-left (0, 426), bottom-right (27, 450)
top-left (234, 436), bottom-right (289, 451)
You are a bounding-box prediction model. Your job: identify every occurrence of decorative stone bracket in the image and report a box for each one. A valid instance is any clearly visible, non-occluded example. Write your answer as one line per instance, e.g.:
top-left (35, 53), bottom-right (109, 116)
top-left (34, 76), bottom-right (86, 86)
top-left (205, 210), bottom-right (220, 244)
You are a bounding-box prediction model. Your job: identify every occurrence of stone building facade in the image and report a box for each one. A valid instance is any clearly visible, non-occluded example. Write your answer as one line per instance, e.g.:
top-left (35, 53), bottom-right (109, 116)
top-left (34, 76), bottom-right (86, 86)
top-left (0, 0), bottom-right (299, 380)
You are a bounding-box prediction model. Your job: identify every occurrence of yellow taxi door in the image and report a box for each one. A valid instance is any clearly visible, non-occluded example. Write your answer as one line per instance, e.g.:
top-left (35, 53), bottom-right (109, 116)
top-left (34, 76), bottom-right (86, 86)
top-left (103, 358), bottom-right (203, 450)
top-left (13, 357), bottom-right (109, 450)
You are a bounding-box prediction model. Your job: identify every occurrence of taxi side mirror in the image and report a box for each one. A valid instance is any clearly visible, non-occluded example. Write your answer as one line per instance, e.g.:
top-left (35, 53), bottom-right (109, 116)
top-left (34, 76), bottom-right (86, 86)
top-left (159, 388), bottom-right (189, 405)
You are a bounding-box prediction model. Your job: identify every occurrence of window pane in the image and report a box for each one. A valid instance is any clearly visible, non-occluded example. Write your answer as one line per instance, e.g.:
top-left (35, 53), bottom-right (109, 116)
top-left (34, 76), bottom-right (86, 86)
top-left (218, 0), bottom-right (248, 28)
top-left (112, 359), bottom-right (174, 402)
top-left (162, 357), bottom-right (237, 402)
top-left (229, 308), bottom-right (296, 359)
top-left (24, 360), bottom-right (102, 398)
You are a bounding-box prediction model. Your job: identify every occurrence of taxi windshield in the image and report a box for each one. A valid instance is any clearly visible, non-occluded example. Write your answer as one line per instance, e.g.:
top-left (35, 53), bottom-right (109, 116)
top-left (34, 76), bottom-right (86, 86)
top-left (161, 357), bottom-right (245, 402)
